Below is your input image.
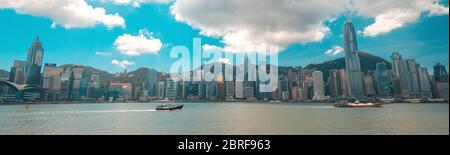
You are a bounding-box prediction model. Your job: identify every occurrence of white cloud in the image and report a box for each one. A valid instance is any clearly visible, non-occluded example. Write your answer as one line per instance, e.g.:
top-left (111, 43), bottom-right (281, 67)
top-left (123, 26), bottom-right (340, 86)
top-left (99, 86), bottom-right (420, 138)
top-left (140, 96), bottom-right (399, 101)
top-left (111, 59), bottom-right (136, 69)
top-left (171, 0), bottom-right (449, 52)
top-left (325, 45), bottom-right (344, 56)
top-left (171, 0), bottom-right (349, 53)
top-left (101, 0), bottom-right (170, 7)
top-left (216, 58), bottom-right (231, 64)
top-left (114, 29), bottom-right (163, 56)
top-left (0, 0), bottom-right (125, 29)
top-left (355, 0), bottom-right (449, 37)
top-left (95, 52), bottom-right (112, 56)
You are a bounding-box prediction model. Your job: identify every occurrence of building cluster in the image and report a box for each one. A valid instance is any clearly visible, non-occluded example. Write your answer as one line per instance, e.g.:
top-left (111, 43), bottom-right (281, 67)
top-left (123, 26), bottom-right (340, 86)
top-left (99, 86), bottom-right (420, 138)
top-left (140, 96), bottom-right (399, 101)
top-left (0, 21), bottom-right (449, 103)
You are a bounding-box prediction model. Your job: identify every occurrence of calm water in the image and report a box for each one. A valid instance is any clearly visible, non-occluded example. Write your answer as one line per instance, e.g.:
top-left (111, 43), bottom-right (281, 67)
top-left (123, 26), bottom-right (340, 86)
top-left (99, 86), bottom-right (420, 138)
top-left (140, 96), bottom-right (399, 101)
top-left (0, 103), bottom-right (448, 135)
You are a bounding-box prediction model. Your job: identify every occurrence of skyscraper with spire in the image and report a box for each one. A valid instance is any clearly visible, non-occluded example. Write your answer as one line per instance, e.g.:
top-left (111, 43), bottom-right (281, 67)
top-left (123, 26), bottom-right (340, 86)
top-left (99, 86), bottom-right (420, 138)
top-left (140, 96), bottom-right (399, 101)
top-left (343, 21), bottom-right (364, 98)
top-left (25, 37), bottom-right (44, 85)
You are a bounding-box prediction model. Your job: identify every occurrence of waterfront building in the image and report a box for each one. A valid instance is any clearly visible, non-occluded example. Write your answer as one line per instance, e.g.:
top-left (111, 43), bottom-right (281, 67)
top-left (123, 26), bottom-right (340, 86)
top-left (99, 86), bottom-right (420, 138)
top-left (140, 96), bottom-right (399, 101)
top-left (434, 82), bottom-right (449, 99)
top-left (434, 63), bottom-right (449, 82)
top-left (109, 82), bottom-right (133, 101)
top-left (42, 63), bottom-right (63, 100)
top-left (165, 78), bottom-right (177, 100)
top-left (363, 72), bottom-right (376, 97)
top-left (391, 52), bottom-right (409, 97)
top-left (206, 81), bottom-right (216, 100)
top-left (87, 71), bottom-right (102, 99)
top-left (226, 81), bottom-right (235, 98)
top-left (9, 60), bottom-right (27, 84)
top-left (291, 87), bottom-right (299, 101)
top-left (244, 82), bottom-right (255, 100)
top-left (343, 21), bottom-right (364, 98)
top-left (374, 62), bottom-right (391, 96)
top-left (146, 69), bottom-right (158, 97)
top-left (216, 75), bottom-right (225, 101)
top-left (25, 37), bottom-right (44, 85)
top-left (328, 69), bottom-right (348, 97)
top-left (157, 81), bottom-right (165, 99)
top-left (70, 66), bottom-right (84, 100)
top-left (417, 66), bottom-right (432, 98)
top-left (235, 81), bottom-right (244, 99)
top-left (404, 59), bottom-right (421, 97)
top-left (312, 71), bottom-right (325, 100)
top-left (298, 87), bottom-right (308, 100)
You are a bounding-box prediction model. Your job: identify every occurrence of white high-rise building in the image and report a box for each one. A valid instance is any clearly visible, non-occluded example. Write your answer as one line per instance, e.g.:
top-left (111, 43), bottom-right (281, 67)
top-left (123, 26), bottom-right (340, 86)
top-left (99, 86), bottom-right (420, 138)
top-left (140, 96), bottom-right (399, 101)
top-left (312, 71), bottom-right (325, 100)
top-left (235, 81), bottom-right (244, 99)
top-left (165, 78), bottom-right (177, 100)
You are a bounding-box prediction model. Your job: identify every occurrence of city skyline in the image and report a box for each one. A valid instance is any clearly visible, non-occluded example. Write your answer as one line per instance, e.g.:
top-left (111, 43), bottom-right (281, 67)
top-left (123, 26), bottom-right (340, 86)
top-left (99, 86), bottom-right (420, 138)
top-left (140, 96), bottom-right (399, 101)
top-left (0, 0), bottom-right (449, 73)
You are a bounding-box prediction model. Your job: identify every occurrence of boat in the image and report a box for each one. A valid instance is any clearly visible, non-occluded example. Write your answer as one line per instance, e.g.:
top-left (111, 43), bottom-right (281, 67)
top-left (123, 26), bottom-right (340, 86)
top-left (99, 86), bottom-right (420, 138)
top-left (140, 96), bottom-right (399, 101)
top-left (155, 104), bottom-right (184, 111)
top-left (334, 100), bottom-right (383, 108)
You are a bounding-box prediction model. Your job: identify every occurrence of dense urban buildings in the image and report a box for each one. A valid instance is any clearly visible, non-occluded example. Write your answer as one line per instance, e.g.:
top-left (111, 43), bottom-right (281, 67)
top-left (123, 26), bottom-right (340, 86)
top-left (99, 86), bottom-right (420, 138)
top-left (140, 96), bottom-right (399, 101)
top-left (1, 21), bottom-right (449, 103)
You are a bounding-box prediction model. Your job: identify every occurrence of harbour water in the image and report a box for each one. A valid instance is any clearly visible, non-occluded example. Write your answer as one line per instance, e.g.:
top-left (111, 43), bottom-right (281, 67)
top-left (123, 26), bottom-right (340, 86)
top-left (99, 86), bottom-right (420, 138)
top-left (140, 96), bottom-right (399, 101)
top-left (0, 103), bottom-right (448, 135)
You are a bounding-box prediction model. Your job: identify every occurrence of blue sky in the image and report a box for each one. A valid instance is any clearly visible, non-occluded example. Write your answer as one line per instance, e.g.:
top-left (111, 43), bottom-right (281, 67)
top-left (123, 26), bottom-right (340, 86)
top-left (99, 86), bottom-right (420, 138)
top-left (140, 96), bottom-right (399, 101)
top-left (0, 0), bottom-right (448, 73)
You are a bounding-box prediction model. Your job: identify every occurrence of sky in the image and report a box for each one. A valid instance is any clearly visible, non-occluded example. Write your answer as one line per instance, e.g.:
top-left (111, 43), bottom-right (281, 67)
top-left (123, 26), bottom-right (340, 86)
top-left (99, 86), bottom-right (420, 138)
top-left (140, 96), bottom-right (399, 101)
top-left (0, 0), bottom-right (448, 74)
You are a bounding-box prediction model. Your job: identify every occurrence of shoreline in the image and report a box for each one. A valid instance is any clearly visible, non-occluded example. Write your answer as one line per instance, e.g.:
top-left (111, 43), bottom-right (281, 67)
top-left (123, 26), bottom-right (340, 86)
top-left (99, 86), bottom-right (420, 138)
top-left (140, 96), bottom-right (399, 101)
top-left (1, 100), bottom-right (448, 106)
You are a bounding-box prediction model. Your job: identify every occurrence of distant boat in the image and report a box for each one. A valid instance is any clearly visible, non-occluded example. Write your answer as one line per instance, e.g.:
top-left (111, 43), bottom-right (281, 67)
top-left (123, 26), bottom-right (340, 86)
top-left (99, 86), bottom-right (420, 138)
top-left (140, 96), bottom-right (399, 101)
top-left (334, 100), bottom-right (383, 108)
top-left (155, 104), bottom-right (183, 111)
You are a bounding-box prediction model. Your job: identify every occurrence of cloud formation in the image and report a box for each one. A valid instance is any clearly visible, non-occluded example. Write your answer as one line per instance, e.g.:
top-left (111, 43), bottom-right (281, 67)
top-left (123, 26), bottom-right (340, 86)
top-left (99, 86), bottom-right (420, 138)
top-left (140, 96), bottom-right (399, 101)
top-left (95, 52), bottom-right (112, 56)
top-left (101, 0), bottom-right (170, 7)
top-left (111, 59), bottom-right (136, 69)
top-left (171, 0), bottom-right (449, 52)
top-left (0, 0), bottom-right (125, 29)
top-left (355, 0), bottom-right (449, 37)
top-left (171, 0), bottom-right (349, 53)
top-left (325, 45), bottom-right (344, 56)
top-left (114, 29), bottom-right (163, 56)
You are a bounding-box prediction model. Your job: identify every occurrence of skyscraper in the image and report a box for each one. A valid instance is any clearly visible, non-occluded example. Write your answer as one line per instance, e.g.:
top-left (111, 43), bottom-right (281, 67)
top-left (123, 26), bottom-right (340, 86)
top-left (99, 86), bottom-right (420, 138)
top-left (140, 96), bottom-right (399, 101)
top-left (328, 69), bottom-right (348, 98)
top-left (417, 66), bottom-right (432, 98)
top-left (343, 21), bottom-right (364, 98)
top-left (312, 71), bottom-right (325, 100)
top-left (391, 52), bottom-right (409, 96)
top-left (433, 63), bottom-right (449, 82)
top-left (165, 78), bottom-right (177, 100)
top-left (9, 60), bottom-right (27, 84)
top-left (374, 62), bottom-right (391, 96)
top-left (404, 59), bottom-right (420, 96)
top-left (363, 72), bottom-right (376, 97)
top-left (25, 37), bottom-right (44, 85)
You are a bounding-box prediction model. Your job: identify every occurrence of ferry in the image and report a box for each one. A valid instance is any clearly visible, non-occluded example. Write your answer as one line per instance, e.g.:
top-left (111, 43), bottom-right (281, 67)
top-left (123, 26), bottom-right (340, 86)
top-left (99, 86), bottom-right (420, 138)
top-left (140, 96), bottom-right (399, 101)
top-left (334, 100), bottom-right (383, 108)
top-left (155, 104), bottom-right (184, 111)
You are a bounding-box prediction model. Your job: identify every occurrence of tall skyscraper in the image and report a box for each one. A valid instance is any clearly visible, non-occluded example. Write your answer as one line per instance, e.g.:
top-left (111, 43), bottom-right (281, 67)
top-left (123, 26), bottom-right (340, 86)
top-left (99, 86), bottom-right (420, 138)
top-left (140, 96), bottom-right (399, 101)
top-left (417, 66), bottom-right (432, 98)
top-left (433, 63), bottom-right (449, 82)
top-left (146, 69), bottom-right (159, 96)
top-left (391, 52), bottom-right (409, 96)
top-left (404, 59), bottom-right (420, 96)
top-left (25, 37), bottom-right (44, 85)
top-left (343, 21), bottom-right (364, 98)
